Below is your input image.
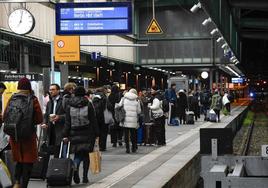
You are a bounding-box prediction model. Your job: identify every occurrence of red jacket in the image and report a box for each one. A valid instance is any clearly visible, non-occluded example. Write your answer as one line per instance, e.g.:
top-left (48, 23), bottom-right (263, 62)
top-left (4, 91), bottom-right (43, 163)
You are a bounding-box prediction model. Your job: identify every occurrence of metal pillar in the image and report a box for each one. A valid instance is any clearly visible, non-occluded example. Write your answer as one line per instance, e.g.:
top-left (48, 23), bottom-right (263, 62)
top-left (215, 71), bottom-right (219, 90)
top-left (19, 44), bottom-right (29, 73)
top-left (209, 69), bottom-right (213, 91)
top-left (59, 63), bottom-right (69, 88)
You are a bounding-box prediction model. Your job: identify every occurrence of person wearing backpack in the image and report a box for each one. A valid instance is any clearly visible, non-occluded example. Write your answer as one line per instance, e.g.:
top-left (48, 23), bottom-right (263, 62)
top-left (210, 89), bottom-right (222, 122)
top-left (149, 86), bottom-right (166, 146)
top-left (92, 87), bottom-right (107, 151)
top-left (63, 86), bottom-right (99, 184)
top-left (108, 85), bottom-right (123, 147)
top-left (41, 84), bottom-right (65, 158)
top-left (3, 77), bottom-right (43, 188)
top-left (117, 89), bottom-right (141, 153)
top-left (62, 82), bottom-right (77, 111)
top-left (0, 82), bottom-right (9, 161)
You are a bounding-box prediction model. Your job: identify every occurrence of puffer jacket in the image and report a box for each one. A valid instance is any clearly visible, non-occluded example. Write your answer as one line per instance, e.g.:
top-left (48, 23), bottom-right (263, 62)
top-left (118, 92), bottom-right (141, 129)
top-left (149, 94), bottom-right (164, 119)
top-left (63, 96), bottom-right (99, 153)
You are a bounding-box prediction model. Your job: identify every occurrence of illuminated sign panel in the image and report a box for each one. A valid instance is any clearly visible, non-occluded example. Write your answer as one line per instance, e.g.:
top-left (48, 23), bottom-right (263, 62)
top-left (56, 2), bottom-right (132, 35)
top-left (231, 78), bottom-right (244, 83)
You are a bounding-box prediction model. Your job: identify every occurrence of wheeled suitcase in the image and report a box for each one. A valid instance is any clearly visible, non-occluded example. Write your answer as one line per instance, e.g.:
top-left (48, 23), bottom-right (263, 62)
top-left (144, 123), bottom-right (156, 145)
top-left (137, 126), bottom-right (144, 144)
top-left (186, 111), bottom-right (195, 124)
top-left (46, 141), bottom-right (73, 186)
top-left (209, 110), bottom-right (217, 122)
top-left (30, 129), bottom-right (49, 180)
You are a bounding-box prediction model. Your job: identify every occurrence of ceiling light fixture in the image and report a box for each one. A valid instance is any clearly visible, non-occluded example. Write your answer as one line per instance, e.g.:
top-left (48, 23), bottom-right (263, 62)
top-left (190, 2), bottom-right (201, 13)
top-left (221, 43), bottom-right (228, 49)
top-left (216, 37), bottom-right (224, 43)
top-left (202, 17), bottom-right (212, 26)
top-left (210, 28), bottom-right (218, 35)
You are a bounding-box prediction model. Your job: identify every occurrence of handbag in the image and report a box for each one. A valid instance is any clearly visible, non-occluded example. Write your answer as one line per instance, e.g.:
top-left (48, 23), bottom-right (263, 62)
top-left (104, 108), bottom-right (114, 125)
top-left (89, 141), bottom-right (101, 174)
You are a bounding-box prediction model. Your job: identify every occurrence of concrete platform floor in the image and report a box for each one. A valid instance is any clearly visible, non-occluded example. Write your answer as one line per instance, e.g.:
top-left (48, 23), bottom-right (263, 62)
top-left (28, 104), bottom-right (247, 188)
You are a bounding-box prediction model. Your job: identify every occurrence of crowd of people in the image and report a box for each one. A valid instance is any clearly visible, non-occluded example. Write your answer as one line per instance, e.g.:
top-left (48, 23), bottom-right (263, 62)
top-left (0, 78), bottom-right (235, 188)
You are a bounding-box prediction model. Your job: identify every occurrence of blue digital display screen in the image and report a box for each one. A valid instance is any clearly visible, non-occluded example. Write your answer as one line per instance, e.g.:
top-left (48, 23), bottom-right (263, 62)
top-left (56, 2), bottom-right (132, 35)
top-left (232, 78), bottom-right (244, 83)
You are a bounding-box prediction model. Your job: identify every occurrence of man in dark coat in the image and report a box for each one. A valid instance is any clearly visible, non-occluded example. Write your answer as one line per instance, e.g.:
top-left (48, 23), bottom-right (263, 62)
top-left (108, 85), bottom-right (123, 147)
top-left (177, 90), bottom-right (188, 124)
top-left (165, 83), bottom-right (178, 125)
top-left (63, 86), bottom-right (99, 184)
top-left (42, 84), bottom-right (65, 158)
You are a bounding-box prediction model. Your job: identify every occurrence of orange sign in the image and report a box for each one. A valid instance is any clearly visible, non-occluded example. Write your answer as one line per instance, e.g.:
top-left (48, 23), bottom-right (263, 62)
top-left (54, 35), bottom-right (80, 62)
top-left (146, 18), bottom-right (163, 34)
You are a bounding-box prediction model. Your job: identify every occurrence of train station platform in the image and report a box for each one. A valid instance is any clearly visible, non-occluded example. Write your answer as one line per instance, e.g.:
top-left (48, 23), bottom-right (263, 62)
top-left (28, 102), bottom-right (249, 188)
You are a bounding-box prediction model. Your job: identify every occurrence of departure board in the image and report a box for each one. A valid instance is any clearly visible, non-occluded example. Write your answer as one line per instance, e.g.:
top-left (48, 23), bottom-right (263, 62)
top-left (56, 2), bottom-right (132, 35)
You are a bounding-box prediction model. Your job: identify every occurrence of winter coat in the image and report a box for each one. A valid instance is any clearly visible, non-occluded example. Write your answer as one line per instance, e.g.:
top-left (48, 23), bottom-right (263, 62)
top-left (210, 94), bottom-right (222, 110)
top-left (118, 92), bottom-right (141, 129)
top-left (4, 90), bottom-right (43, 163)
top-left (63, 96), bottom-right (99, 153)
top-left (177, 92), bottom-right (188, 116)
top-left (140, 95), bottom-right (151, 123)
top-left (149, 93), bottom-right (164, 119)
top-left (165, 88), bottom-right (177, 104)
top-left (222, 93), bottom-right (230, 106)
top-left (43, 95), bottom-right (65, 146)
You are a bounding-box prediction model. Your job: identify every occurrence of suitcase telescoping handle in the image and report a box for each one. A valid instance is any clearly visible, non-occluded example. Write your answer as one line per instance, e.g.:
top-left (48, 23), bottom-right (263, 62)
top-left (59, 141), bottom-right (70, 159)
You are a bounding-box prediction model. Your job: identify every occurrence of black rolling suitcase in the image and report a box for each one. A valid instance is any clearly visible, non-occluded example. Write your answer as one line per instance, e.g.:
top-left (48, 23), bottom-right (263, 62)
top-left (46, 141), bottom-right (73, 186)
top-left (30, 129), bottom-right (50, 180)
top-left (186, 111), bottom-right (195, 124)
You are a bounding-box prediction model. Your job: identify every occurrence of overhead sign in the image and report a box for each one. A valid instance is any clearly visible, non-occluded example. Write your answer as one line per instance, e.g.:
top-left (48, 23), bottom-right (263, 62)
top-left (231, 77), bottom-right (244, 84)
top-left (146, 18), bottom-right (163, 34)
top-left (54, 35), bottom-right (80, 62)
top-left (55, 2), bottom-right (132, 35)
top-left (0, 73), bottom-right (41, 81)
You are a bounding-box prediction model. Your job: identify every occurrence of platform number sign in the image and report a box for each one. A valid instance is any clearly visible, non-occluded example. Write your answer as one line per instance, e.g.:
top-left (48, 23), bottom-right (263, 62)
top-left (261, 145), bottom-right (268, 157)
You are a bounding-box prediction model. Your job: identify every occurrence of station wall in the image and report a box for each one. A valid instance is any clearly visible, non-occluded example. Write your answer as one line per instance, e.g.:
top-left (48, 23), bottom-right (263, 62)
top-left (0, 3), bottom-right (134, 63)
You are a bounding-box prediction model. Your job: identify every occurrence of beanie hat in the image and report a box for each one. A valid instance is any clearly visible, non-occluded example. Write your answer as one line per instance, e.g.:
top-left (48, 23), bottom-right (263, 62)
top-left (129, 88), bottom-right (137, 95)
top-left (74, 86), bottom-right (86, 96)
top-left (17, 77), bottom-right (32, 91)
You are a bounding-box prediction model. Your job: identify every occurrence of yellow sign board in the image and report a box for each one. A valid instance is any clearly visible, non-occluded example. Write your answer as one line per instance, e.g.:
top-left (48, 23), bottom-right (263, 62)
top-left (146, 18), bottom-right (163, 34)
top-left (54, 35), bottom-right (80, 62)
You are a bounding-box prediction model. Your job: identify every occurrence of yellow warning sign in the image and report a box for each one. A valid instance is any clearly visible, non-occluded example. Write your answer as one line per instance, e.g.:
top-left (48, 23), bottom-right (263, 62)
top-left (146, 18), bottom-right (163, 34)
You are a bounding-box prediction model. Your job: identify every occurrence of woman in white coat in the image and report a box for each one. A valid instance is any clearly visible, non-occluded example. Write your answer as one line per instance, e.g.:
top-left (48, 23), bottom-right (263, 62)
top-left (118, 88), bottom-right (141, 153)
top-left (222, 91), bottom-right (231, 114)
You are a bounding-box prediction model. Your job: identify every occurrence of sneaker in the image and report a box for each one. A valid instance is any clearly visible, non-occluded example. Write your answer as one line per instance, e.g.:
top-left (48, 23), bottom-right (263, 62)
top-left (112, 143), bottom-right (117, 147)
top-left (118, 141), bottom-right (123, 146)
top-left (73, 170), bottom-right (80, 184)
top-left (126, 148), bottom-right (130, 153)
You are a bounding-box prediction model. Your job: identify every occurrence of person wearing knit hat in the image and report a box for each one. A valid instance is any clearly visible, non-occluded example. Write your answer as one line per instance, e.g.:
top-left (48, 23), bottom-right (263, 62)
top-left (17, 77), bottom-right (32, 91)
top-left (63, 86), bottom-right (99, 184)
top-left (116, 87), bottom-right (141, 153)
top-left (3, 77), bottom-right (43, 188)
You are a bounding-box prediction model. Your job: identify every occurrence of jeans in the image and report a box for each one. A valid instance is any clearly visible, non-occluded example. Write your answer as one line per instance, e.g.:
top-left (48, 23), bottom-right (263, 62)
top-left (73, 150), bottom-right (89, 179)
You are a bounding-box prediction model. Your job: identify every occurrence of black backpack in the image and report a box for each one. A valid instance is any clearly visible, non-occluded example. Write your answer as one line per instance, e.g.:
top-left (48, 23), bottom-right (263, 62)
top-left (162, 99), bottom-right (169, 113)
top-left (4, 93), bottom-right (34, 141)
top-left (92, 95), bottom-right (105, 120)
